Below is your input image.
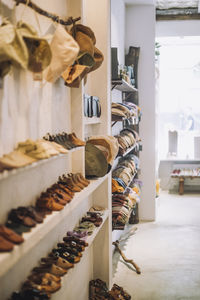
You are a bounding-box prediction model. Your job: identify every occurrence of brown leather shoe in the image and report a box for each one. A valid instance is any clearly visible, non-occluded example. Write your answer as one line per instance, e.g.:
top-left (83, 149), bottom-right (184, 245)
top-left (0, 235), bottom-right (14, 252)
top-left (23, 278), bottom-right (61, 294)
top-left (36, 196), bottom-right (64, 211)
top-left (60, 175), bottom-right (82, 192)
top-left (77, 172), bottom-right (90, 185)
top-left (28, 272), bottom-right (61, 284)
top-left (41, 256), bottom-right (74, 270)
top-left (68, 133), bottom-right (86, 146)
top-left (68, 173), bottom-right (85, 189)
top-left (32, 262), bottom-right (67, 276)
top-left (0, 225), bottom-right (24, 244)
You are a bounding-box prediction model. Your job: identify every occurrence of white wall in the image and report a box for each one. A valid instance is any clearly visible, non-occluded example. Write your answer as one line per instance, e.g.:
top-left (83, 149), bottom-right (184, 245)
top-left (156, 20), bottom-right (200, 37)
top-left (126, 4), bottom-right (156, 220)
top-left (111, 0), bottom-right (125, 137)
top-left (0, 0), bottom-right (71, 156)
top-left (111, 0), bottom-right (125, 65)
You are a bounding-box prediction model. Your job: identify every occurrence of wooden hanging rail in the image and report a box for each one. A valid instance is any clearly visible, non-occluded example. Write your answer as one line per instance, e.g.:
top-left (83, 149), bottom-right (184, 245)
top-left (14, 0), bottom-right (81, 25)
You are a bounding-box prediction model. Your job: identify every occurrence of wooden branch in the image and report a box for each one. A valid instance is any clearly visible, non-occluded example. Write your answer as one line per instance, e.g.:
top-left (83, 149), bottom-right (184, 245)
top-left (113, 240), bottom-right (141, 274)
top-left (14, 0), bottom-right (81, 25)
top-left (156, 8), bottom-right (200, 20)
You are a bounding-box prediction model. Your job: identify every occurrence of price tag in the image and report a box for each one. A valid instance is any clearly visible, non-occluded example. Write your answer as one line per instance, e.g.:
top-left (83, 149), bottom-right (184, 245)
top-left (33, 72), bottom-right (43, 81)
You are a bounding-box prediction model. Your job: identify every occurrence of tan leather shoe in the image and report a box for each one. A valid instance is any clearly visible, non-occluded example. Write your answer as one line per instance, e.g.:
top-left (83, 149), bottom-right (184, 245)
top-left (0, 225), bottom-right (24, 244)
top-left (0, 235), bottom-right (14, 252)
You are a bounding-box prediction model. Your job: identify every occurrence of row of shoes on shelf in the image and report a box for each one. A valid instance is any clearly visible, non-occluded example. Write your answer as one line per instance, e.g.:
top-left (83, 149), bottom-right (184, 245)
top-left (0, 132), bottom-right (85, 173)
top-left (44, 132), bottom-right (85, 149)
top-left (10, 207), bottom-right (105, 300)
top-left (115, 128), bottom-right (140, 156)
top-left (112, 102), bottom-right (141, 121)
top-left (0, 172), bottom-right (89, 252)
top-left (171, 168), bottom-right (200, 177)
top-left (89, 279), bottom-right (131, 300)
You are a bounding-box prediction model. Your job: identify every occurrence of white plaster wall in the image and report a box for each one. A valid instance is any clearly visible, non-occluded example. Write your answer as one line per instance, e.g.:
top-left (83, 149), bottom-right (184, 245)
top-left (0, 0), bottom-right (71, 156)
top-left (126, 5), bottom-right (156, 220)
top-left (111, 0), bottom-right (125, 136)
top-left (156, 20), bottom-right (200, 37)
top-left (111, 0), bottom-right (125, 65)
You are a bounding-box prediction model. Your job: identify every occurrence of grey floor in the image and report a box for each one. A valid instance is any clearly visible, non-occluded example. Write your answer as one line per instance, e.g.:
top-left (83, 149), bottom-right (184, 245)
top-left (112, 191), bottom-right (200, 300)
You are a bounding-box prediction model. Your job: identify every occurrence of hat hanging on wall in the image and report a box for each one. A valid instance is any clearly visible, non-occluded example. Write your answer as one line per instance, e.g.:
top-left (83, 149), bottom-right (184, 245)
top-left (62, 23), bottom-right (104, 88)
top-left (0, 19), bottom-right (29, 76)
top-left (62, 64), bottom-right (90, 88)
top-left (44, 24), bottom-right (80, 83)
top-left (17, 21), bottom-right (52, 73)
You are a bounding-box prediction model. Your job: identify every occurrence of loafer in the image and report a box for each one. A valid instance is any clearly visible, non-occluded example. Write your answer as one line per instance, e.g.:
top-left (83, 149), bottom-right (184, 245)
top-left (32, 262), bottom-right (67, 277)
top-left (57, 243), bottom-right (82, 257)
top-left (41, 256), bottom-right (74, 269)
top-left (63, 236), bottom-right (88, 247)
top-left (0, 235), bottom-right (14, 252)
top-left (8, 209), bottom-right (36, 228)
top-left (0, 225), bottom-right (24, 244)
top-left (23, 279), bottom-right (61, 294)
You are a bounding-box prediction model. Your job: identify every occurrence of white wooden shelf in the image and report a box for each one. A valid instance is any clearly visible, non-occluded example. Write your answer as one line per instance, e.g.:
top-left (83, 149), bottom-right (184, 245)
top-left (0, 175), bottom-right (109, 278)
top-left (112, 79), bottom-right (138, 92)
top-left (84, 117), bottom-right (101, 125)
top-left (0, 147), bottom-right (83, 182)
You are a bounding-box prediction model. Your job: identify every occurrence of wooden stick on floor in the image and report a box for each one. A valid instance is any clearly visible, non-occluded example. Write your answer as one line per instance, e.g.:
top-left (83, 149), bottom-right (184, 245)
top-left (113, 240), bottom-right (141, 274)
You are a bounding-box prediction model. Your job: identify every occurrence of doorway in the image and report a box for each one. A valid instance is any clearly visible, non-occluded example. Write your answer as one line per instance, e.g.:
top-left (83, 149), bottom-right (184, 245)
top-left (157, 36), bottom-right (200, 195)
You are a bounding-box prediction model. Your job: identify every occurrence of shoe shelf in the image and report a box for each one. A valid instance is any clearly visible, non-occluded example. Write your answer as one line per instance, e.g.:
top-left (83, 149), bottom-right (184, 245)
top-left (84, 116), bottom-right (102, 125)
top-left (0, 175), bottom-right (109, 279)
top-left (111, 116), bottom-right (139, 127)
top-left (111, 79), bottom-right (138, 92)
top-left (0, 147), bottom-right (84, 182)
top-left (118, 143), bottom-right (139, 158)
top-left (51, 209), bottom-right (109, 300)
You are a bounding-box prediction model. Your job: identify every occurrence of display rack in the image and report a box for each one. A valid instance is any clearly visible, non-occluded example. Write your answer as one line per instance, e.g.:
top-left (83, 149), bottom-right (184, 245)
top-left (0, 0), bottom-right (112, 299)
top-left (111, 79), bottom-right (138, 92)
top-left (111, 58), bottom-right (141, 238)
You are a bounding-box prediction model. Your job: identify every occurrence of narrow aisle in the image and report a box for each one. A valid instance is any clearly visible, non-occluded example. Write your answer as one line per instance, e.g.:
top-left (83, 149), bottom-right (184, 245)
top-left (113, 191), bottom-right (200, 300)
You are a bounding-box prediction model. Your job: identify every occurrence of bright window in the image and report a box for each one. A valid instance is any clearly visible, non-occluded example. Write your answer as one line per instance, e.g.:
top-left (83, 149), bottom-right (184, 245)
top-left (157, 36), bottom-right (200, 160)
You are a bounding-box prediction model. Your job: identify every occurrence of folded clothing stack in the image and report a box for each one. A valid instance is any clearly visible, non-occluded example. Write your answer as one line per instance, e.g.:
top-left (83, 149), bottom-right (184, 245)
top-left (111, 102), bottom-right (140, 122)
top-left (10, 207), bottom-right (105, 299)
top-left (112, 155), bottom-right (138, 187)
top-left (0, 173), bottom-right (89, 253)
top-left (112, 155), bottom-right (141, 230)
top-left (115, 128), bottom-right (140, 156)
top-left (89, 279), bottom-right (131, 300)
top-left (112, 192), bottom-right (137, 230)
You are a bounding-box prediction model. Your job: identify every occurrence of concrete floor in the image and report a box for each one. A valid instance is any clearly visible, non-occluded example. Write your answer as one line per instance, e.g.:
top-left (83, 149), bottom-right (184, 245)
top-left (112, 191), bottom-right (200, 300)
